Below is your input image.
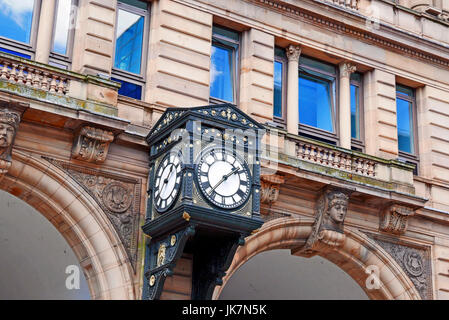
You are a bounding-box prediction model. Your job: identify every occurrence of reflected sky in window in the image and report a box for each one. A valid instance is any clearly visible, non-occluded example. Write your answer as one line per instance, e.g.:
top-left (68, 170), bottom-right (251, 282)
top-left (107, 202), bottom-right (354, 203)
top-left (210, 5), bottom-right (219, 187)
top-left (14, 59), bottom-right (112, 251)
top-left (299, 74), bottom-right (334, 132)
top-left (52, 0), bottom-right (73, 55)
top-left (210, 45), bottom-right (234, 102)
top-left (397, 97), bottom-right (414, 153)
top-left (273, 61), bottom-right (283, 118)
top-left (114, 9), bottom-right (144, 74)
top-left (0, 0), bottom-right (34, 44)
top-left (350, 84), bottom-right (359, 139)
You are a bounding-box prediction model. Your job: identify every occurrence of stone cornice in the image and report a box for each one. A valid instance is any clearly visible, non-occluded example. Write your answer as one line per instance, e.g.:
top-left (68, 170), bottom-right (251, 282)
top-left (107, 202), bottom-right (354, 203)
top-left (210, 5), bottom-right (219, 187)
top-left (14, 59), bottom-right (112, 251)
top-left (248, 0), bottom-right (449, 68)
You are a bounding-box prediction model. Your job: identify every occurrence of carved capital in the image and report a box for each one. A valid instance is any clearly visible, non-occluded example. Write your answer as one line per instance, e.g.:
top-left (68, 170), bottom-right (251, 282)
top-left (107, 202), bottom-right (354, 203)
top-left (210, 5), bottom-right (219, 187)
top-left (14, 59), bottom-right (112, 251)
top-left (285, 44), bottom-right (301, 62)
top-left (339, 62), bottom-right (357, 78)
top-left (71, 126), bottom-right (114, 163)
top-left (298, 186), bottom-right (352, 257)
top-left (379, 204), bottom-right (415, 235)
top-left (260, 174), bottom-right (284, 204)
top-left (0, 108), bottom-right (22, 174)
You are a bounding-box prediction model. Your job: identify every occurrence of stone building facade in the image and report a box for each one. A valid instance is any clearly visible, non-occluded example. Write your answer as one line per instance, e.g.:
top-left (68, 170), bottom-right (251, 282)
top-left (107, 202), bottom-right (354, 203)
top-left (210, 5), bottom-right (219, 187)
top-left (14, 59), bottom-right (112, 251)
top-left (0, 0), bottom-right (449, 300)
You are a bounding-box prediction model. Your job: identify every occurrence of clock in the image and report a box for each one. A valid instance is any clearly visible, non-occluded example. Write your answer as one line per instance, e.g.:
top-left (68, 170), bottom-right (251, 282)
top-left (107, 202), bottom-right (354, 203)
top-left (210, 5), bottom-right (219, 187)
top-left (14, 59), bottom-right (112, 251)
top-left (196, 146), bottom-right (251, 209)
top-left (153, 152), bottom-right (183, 212)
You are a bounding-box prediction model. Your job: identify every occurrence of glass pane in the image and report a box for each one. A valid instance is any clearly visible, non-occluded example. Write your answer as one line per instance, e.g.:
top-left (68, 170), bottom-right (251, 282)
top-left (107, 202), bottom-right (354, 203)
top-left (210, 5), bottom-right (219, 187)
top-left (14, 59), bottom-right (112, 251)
top-left (114, 9), bottom-right (144, 74)
top-left (52, 0), bottom-right (73, 55)
top-left (350, 84), bottom-right (359, 139)
top-left (119, 0), bottom-right (147, 10)
top-left (111, 77), bottom-right (142, 100)
top-left (300, 56), bottom-right (336, 75)
top-left (0, 0), bottom-right (35, 44)
top-left (397, 85), bottom-right (414, 97)
top-left (299, 73), bottom-right (334, 132)
top-left (397, 97), bottom-right (414, 153)
top-left (213, 26), bottom-right (239, 42)
top-left (273, 61), bottom-right (283, 118)
top-left (210, 44), bottom-right (234, 102)
top-left (0, 47), bottom-right (31, 59)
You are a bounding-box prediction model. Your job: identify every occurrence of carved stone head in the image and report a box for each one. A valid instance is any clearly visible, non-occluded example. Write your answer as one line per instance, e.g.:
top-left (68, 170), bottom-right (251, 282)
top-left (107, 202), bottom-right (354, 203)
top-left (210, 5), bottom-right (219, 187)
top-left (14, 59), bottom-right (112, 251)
top-left (0, 109), bottom-right (20, 159)
top-left (320, 189), bottom-right (350, 233)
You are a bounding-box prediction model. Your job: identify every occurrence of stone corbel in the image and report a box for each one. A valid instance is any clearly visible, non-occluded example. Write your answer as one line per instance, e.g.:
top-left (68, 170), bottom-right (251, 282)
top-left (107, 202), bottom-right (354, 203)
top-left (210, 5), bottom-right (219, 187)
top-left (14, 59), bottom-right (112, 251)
top-left (379, 204), bottom-right (415, 235)
top-left (0, 108), bottom-right (23, 175)
top-left (295, 186), bottom-right (352, 257)
top-left (71, 126), bottom-right (114, 163)
top-left (260, 174), bottom-right (285, 204)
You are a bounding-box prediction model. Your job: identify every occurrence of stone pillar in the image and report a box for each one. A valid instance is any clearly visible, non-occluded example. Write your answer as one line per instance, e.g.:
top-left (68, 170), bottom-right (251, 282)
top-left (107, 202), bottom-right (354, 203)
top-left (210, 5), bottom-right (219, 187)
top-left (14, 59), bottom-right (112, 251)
top-left (35, 0), bottom-right (56, 63)
top-left (285, 45), bottom-right (301, 135)
top-left (339, 62), bottom-right (356, 149)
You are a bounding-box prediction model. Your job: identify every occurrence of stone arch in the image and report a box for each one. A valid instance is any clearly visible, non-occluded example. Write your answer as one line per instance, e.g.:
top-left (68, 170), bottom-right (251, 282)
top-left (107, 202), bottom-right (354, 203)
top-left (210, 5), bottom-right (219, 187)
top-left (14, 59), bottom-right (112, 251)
top-left (0, 150), bottom-right (135, 299)
top-left (213, 217), bottom-right (421, 300)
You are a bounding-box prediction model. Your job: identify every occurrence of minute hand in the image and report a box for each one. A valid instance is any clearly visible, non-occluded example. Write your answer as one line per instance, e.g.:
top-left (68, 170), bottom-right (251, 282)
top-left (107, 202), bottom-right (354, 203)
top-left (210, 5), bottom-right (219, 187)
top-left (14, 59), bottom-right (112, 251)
top-left (209, 167), bottom-right (239, 194)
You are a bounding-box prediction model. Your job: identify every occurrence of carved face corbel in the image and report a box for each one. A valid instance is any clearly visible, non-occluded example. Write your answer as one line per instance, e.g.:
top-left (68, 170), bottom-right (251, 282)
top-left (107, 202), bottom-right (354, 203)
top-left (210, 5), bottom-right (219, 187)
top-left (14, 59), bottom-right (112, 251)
top-left (379, 204), bottom-right (415, 235)
top-left (0, 109), bottom-right (21, 175)
top-left (71, 126), bottom-right (114, 163)
top-left (297, 186), bottom-right (351, 257)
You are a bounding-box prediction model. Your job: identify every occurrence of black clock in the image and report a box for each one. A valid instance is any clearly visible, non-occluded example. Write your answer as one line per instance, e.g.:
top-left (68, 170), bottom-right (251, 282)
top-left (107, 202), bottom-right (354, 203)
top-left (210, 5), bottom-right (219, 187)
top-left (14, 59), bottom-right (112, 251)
top-left (153, 152), bottom-right (183, 212)
top-left (196, 146), bottom-right (251, 209)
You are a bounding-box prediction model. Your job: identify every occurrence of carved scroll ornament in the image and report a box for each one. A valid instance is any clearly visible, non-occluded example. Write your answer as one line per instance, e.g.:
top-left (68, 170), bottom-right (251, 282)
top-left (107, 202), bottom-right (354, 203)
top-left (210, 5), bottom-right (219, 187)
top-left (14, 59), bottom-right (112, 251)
top-left (260, 174), bottom-right (285, 204)
top-left (71, 126), bottom-right (114, 163)
top-left (379, 204), bottom-right (415, 235)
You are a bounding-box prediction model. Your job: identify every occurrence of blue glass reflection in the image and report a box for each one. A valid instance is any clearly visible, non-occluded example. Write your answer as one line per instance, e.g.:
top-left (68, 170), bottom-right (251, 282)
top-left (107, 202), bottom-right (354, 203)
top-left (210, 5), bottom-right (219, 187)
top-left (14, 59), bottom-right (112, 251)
top-left (298, 74), bottom-right (333, 132)
top-left (210, 44), bottom-right (233, 102)
top-left (0, 0), bottom-right (34, 44)
top-left (273, 61), bottom-right (283, 118)
top-left (397, 97), bottom-right (414, 153)
top-left (350, 84), bottom-right (359, 139)
top-left (0, 47), bottom-right (30, 59)
top-left (52, 0), bottom-right (72, 55)
top-left (114, 9), bottom-right (144, 74)
top-left (111, 77), bottom-right (142, 100)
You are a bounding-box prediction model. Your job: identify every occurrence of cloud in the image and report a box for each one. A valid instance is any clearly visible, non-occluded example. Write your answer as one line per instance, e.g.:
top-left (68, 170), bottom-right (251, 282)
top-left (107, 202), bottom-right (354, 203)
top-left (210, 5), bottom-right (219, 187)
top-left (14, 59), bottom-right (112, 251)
top-left (0, 0), bottom-right (34, 30)
top-left (210, 46), bottom-right (223, 84)
top-left (116, 9), bottom-right (141, 39)
top-left (53, 0), bottom-right (73, 52)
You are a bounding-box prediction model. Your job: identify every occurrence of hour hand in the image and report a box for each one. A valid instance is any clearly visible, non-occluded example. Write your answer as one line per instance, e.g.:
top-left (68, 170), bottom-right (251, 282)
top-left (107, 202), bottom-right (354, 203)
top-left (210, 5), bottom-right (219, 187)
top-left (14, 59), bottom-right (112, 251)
top-left (209, 167), bottom-right (238, 194)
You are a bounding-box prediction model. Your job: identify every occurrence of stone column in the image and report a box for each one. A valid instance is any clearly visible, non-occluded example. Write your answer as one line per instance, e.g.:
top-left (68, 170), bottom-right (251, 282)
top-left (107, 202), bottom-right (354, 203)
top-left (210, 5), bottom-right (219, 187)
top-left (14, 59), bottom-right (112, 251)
top-left (285, 45), bottom-right (301, 135)
top-left (35, 0), bottom-right (57, 64)
top-left (338, 62), bottom-right (356, 149)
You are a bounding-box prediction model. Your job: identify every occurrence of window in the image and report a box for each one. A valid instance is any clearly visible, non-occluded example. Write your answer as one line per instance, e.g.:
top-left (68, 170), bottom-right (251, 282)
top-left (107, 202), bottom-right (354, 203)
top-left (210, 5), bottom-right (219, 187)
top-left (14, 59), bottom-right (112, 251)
top-left (350, 72), bottom-right (364, 151)
top-left (112, 0), bottom-right (148, 100)
top-left (210, 26), bottom-right (239, 103)
top-left (298, 56), bottom-right (337, 143)
top-left (50, 0), bottom-right (78, 69)
top-left (273, 47), bottom-right (287, 125)
top-left (0, 0), bottom-right (39, 58)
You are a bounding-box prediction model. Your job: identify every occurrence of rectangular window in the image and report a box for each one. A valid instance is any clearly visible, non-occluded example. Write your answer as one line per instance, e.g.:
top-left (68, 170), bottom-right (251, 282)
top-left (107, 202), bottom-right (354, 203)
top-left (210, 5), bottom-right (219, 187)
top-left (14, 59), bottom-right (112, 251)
top-left (298, 56), bottom-right (337, 143)
top-left (396, 85), bottom-right (415, 154)
top-left (273, 47), bottom-right (287, 124)
top-left (210, 26), bottom-right (239, 103)
top-left (112, 0), bottom-right (148, 100)
top-left (0, 0), bottom-right (39, 58)
top-left (350, 72), bottom-right (364, 151)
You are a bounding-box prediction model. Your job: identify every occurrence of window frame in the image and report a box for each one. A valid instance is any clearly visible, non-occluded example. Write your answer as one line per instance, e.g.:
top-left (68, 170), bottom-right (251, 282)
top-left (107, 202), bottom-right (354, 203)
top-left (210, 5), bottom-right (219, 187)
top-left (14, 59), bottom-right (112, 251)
top-left (111, 1), bottom-right (149, 100)
top-left (0, 0), bottom-right (41, 59)
top-left (49, 0), bottom-right (78, 69)
top-left (209, 25), bottom-right (240, 105)
top-left (298, 56), bottom-right (339, 144)
top-left (396, 84), bottom-right (419, 172)
top-left (272, 47), bottom-right (287, 127)
top-left (350, 72), bottom-right (365, 151)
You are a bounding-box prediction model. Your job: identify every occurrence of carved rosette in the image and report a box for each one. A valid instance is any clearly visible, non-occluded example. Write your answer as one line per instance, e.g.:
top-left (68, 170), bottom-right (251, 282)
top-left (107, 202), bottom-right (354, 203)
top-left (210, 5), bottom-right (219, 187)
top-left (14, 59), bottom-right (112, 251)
top-left (0, 109), bottom-right (21, 175)
top-left (44, 157), bottom-right (141, 270)
top-left (260, 174), bottom-right (284, 204)
top-left (299, 186), bottom-right (351, 257)
top-left (71, 126), bottom-right (114, 163)
top-left (285, 44), bottom-right (301, 62)
top-left (380, 204), bottom-right (415, 235)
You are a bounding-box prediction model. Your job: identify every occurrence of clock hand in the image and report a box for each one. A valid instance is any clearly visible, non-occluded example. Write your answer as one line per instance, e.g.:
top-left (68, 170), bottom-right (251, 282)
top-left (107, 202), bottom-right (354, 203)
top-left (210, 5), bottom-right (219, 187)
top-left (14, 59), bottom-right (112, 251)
top-left (209, 167), bottom-right (239, 194)
top-left (160, 164), bottom-right (175, 195)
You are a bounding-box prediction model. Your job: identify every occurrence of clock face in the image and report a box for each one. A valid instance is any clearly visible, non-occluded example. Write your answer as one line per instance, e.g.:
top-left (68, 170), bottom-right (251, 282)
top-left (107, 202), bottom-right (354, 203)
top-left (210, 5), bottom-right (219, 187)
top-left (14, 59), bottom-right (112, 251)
top-left (153, 152), bottom-right (183, 212)
top-left (196, 147), bottom-right (251, 209)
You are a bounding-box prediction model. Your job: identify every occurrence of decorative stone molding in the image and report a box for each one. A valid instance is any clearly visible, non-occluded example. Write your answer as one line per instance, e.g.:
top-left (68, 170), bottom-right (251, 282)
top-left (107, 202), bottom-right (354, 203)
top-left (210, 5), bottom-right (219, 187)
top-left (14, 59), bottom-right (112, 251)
top-left (299, 186), bottom-right (351, 256)
top-left (71, 126), bottom-right (114, 163)
top-left (0, 108), bottom-right (22, 175)
top-left (260, 174), bottom-right (284, 204)
top-left (285, 44), bottom-right (301, 62)
top-left (44, 157), bottom-right (141, 270)
top-left (379, 204), bottom-right (415, 235)
top-left (324, 0), bottom-right (359, 10)
top-left (339, 62), bottom-right (357, 78)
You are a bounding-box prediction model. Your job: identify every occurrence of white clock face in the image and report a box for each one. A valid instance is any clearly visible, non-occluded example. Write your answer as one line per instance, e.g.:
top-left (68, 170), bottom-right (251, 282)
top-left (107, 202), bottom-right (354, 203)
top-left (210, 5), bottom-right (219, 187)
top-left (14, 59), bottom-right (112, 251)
top-left (196, 147), bottom-right (251, 209)
top-left (153, 152), bottom-right (182, 212)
